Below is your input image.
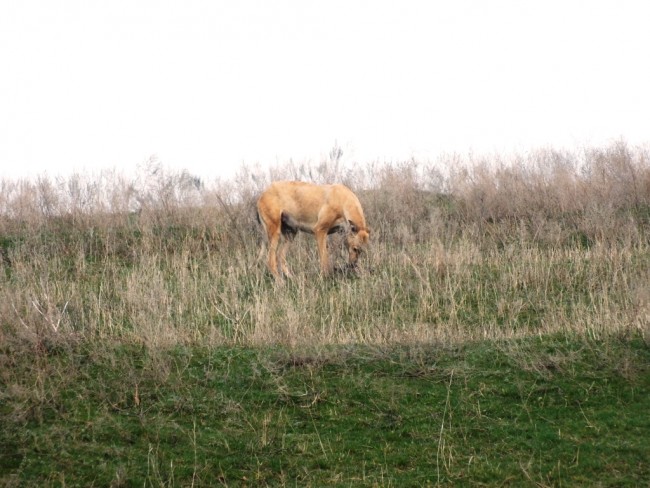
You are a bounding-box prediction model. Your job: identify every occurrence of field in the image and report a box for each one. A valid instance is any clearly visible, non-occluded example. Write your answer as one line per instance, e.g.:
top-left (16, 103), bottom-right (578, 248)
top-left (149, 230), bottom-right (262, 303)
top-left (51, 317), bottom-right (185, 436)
top-left (1, 142), bottom-right (650, 486)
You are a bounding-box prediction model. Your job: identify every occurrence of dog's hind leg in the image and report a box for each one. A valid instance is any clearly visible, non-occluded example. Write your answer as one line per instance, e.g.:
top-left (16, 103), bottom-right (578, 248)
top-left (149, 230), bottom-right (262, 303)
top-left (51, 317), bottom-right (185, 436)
top-left (260, 215), bottom-right (282, 278)
top-left (278, 236), bottom-right (294, 278)
top-left (279, 212), bottom-right (298, 277)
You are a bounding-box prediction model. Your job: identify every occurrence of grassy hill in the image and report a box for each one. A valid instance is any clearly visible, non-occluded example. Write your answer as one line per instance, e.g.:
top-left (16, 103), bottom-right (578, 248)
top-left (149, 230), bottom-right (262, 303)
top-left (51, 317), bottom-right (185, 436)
top-left (1, 141), bottom-right (649, 485)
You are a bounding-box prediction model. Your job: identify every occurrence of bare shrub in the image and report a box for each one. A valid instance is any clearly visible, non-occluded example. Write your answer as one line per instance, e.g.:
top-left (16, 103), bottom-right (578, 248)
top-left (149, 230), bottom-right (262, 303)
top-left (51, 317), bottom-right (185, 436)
top-left (360, 160), bottom-right (445, 246)
top-left (1, 141), bottom-right (649, 350)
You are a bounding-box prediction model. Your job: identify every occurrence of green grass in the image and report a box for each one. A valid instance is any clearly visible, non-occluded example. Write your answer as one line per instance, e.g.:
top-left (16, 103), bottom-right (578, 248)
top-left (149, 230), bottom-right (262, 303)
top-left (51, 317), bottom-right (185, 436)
top-left (2, 336), bottom-right (648, 486)
top-left (2, 146), bottom-right (650, 485)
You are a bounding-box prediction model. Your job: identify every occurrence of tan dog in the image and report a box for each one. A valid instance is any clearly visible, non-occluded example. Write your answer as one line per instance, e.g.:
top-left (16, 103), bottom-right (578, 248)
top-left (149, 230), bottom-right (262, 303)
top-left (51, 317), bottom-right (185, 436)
top-left (257, 181), bottom-right (370, 278)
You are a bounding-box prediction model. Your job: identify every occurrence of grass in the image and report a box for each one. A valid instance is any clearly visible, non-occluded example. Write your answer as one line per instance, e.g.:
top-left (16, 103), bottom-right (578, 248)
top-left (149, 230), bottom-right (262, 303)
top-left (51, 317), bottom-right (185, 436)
top-left (1, 141), bottom-right (650, 485)
top-left (1, 337), bottom-right (648, 486)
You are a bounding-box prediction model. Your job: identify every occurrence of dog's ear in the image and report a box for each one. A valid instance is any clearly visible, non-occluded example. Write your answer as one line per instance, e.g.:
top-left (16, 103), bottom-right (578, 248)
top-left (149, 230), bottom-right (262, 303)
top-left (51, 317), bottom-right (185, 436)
top-left (348, 220), bottom-right (359, 233)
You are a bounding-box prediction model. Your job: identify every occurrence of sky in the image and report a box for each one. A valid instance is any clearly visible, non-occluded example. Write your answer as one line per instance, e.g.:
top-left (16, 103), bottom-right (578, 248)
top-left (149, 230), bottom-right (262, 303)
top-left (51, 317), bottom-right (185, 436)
top-left (1, 0), bottom-right (649, 181)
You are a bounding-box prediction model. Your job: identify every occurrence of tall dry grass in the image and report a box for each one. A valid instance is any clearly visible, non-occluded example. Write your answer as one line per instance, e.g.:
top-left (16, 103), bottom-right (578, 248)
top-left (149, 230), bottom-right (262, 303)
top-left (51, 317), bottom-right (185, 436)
top-left (1, 141), bottom-right (649, 352)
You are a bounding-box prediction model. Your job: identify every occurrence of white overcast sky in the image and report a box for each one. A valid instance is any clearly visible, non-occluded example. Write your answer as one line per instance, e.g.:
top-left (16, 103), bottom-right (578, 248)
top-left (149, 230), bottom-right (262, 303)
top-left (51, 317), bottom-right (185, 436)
top-left (1, 0), bottom-right (649, 180)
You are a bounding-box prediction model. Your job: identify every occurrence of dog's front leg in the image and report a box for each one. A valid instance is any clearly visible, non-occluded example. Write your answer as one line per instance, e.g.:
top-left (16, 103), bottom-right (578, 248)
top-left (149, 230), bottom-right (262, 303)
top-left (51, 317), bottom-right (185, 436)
top-left (314, 229), bottom-right (330, 275)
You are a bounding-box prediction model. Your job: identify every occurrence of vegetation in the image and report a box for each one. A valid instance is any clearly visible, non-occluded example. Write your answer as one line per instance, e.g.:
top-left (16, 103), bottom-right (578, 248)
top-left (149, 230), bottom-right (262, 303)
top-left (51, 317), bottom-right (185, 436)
top-left (1, 141), bottom-right (649, 485)
top-left (2, 337), bottom-right (649, 486)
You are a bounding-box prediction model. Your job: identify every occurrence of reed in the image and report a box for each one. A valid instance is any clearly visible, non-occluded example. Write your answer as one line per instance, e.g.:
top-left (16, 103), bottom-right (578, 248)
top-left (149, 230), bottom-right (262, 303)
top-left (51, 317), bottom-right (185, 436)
top-left (1, 141), bottom-right (649, 352)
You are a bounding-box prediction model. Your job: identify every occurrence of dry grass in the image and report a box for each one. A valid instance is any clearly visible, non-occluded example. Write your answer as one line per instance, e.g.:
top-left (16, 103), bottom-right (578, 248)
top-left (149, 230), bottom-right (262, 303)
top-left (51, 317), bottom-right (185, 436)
top-left (1, 141), bottom-right (649, 352)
